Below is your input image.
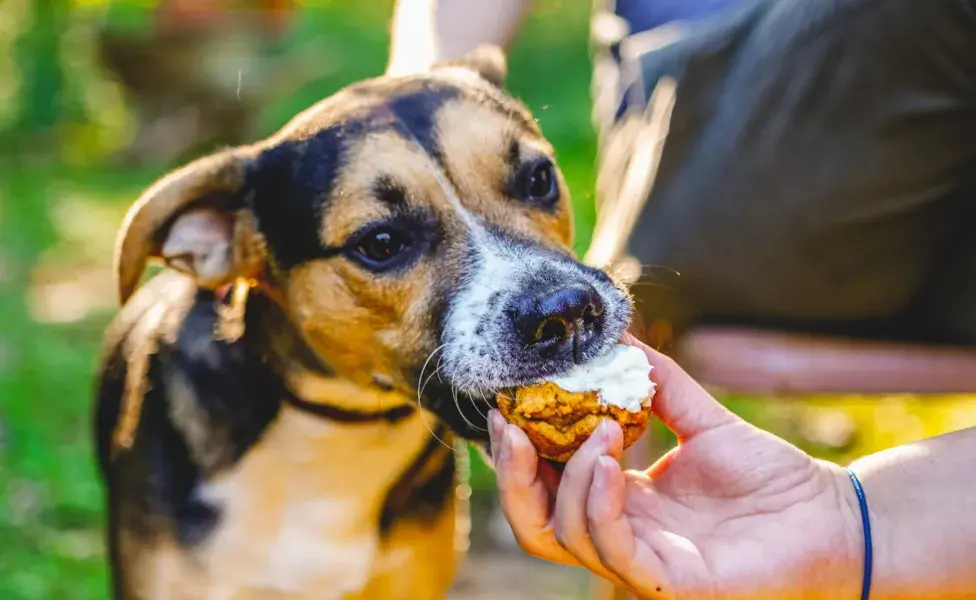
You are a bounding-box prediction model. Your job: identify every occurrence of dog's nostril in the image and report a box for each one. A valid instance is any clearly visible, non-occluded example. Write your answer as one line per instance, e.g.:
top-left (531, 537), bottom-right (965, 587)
top-left (581, 301), bottom-right (604, 325)
top-left (510, 284), bottom-right (606, 348)
top-left (535, 317), bottom-right (569, 345)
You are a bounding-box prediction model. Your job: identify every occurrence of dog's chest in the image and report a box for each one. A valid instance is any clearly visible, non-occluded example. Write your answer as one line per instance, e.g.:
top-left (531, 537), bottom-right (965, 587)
top-left (178, 405), bottom-right (434, 599)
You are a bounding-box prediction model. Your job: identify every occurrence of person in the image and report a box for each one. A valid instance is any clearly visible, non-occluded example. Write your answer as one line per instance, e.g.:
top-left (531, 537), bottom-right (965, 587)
top-left (488, 336), bottom-right (976, 599)
top-left (389, 2), bottom-right (976, 596)
top-left (389, 3), bottom-right (976, 595)
top-left (387, 0), bottom-right (976, 348)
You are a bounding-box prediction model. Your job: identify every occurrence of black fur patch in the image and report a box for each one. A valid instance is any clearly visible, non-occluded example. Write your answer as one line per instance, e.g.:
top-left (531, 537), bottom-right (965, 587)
top-left (384, 86), bottom-right (460, 166)
top-left (379, 426), bottom-right (456, 534)
top-left (371, 175), bottom-right (408, 207)
top-left (247, 132), bottom-right (347, 270)
top-left (162, 290), bottom-right (284, 470)
top-left (96, 276), bottom-right (286, 560)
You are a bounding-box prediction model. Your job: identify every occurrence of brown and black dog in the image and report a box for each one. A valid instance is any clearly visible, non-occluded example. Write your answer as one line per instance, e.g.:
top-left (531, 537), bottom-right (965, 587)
top-left (94, 47), bottom-right (632, 600)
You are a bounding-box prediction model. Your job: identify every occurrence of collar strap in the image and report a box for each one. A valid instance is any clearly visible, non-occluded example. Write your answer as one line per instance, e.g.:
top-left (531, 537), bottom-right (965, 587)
top-left (283, 392), bottom-right (416, 424)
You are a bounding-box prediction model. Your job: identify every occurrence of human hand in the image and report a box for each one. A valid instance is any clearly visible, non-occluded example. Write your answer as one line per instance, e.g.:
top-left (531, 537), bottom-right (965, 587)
top-left (488, 338), bottom-right (863, 599)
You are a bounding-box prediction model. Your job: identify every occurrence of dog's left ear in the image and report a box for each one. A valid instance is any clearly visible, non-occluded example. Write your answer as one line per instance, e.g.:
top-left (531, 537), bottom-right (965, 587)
top-left (436, 44), bottom-right (508, 88)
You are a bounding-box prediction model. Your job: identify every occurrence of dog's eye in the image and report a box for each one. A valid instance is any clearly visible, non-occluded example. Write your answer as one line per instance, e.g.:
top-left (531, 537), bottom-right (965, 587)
top-left (516, 159), bottom-right (559, 206)
top-left (353, 227), bottom-right (413, 267)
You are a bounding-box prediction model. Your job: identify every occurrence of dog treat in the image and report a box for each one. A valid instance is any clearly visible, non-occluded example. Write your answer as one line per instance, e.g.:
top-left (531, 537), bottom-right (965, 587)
top-left (497, 344), bottom-right (655, 462)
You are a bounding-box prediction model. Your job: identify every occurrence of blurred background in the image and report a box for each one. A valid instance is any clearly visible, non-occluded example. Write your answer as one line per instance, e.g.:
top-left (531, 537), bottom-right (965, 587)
top-left (1, 0), bottom-right (974, 598)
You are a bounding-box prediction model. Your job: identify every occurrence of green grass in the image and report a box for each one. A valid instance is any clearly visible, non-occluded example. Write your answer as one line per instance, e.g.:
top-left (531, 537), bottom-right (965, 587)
top-left (3, 2), bottom-right (975, 599)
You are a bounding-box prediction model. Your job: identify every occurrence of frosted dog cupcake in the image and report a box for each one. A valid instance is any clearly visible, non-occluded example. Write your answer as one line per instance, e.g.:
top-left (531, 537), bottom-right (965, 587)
top-left (497, 344), bottom-right (656, 462)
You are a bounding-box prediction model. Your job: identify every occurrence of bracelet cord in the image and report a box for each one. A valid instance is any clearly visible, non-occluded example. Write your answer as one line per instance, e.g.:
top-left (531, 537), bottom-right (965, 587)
top-left (847, 467), bottom-right (873, 600)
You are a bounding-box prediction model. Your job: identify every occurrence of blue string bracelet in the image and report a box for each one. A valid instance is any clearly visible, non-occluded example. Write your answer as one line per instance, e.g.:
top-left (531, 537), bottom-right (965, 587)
top-left (847, 467), bottom-right (873, 600)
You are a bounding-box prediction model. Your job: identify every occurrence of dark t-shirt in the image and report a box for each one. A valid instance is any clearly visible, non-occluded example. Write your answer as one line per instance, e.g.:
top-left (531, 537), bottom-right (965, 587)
top-left (613, 0), bottom-right (745, 42)
top-left (595, 0), bottom-right (976, 345)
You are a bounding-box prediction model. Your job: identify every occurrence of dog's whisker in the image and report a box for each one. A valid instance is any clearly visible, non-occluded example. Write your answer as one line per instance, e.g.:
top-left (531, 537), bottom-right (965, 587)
top-left (416, 342), bottom-right (467, 403)
top-left (478, 385), bottom-right (500, 410)
top-left (633, 263), bottom-right (682, 276)
top-left (436, 355), bottom-right (447, 383)
top-left (411, 344), bottom-right (456, 451)
top-left (415, 404), bottom-right (455, 452)
top-left (416, 342), bottom-right (488, 434)
top-left (449, 358), bottom-right (487, 433)
top-left (416, 343), bottom-right (449, 404)
top-left (418, 360), bottom-right (447, 403)
top-left (467, 388), bottom-right (490, 421)
top-left (625, 281), bottom-right (676, 290)
top-left (462, 369), bottom-right (491, 419)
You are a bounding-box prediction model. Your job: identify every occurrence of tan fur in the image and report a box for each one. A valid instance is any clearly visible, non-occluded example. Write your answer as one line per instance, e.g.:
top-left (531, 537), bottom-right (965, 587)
top-left (113, 302), bottom-right (167, 456)
top-left (434, 100), bottom-right (573, 249)
top-left (123, 404), bottom-right (455, 600)
top-left (289, 131), bottom-right (465, 385)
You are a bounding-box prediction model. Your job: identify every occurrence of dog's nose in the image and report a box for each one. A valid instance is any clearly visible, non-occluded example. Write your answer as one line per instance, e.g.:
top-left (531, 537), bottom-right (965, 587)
top-left (509, 284), bottom-right (605, 350)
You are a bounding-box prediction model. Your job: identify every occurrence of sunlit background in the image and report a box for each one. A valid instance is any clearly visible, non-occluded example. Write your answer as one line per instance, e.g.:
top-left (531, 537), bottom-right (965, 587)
top-left (1, 1), bottom-right (975, 599)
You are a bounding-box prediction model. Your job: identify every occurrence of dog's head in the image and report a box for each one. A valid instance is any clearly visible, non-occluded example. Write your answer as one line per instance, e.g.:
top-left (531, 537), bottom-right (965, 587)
top-left (115, 47), bottom-right (631, 440)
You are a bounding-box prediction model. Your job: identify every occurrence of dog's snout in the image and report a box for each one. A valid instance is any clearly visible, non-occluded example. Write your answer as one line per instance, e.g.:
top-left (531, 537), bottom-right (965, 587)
top-left (509, 284), bottom-right (605, 352)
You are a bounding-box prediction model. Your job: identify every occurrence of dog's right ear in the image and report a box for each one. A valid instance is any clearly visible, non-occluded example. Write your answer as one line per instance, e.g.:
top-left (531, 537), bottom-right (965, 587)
top-left (114, 148), bottom-right (266, 305)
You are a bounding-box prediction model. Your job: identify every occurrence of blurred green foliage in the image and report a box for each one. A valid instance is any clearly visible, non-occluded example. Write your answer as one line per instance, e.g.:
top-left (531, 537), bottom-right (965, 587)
top-left (0, 1), bottom-right (974, 599)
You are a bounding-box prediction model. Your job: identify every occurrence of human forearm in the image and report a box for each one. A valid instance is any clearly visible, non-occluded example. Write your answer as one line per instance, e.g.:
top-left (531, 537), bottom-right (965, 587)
top-left (387, 0), bottom-right (531, 75)
top-left (847, 427), bottom-right (976, 600)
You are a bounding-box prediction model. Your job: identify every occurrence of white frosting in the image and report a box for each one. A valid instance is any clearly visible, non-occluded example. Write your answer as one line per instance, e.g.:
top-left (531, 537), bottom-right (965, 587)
top-left (550, 344), bottom-right (655, 413)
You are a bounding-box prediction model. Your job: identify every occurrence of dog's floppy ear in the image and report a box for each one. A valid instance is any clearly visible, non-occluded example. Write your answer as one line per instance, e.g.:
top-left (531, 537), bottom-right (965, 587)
top-left (436, 45), bottom-right (508, 88)
top-left (114, 148), bottom-right (266, 305)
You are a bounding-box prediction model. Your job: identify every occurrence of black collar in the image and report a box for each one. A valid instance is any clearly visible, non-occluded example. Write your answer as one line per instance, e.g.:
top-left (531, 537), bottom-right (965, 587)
top-left (283, 392), bottom-right (416, 424)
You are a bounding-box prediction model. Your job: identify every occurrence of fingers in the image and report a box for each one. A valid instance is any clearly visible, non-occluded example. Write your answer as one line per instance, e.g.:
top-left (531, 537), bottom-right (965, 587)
top-left (490, 413), bottom-right (579, 566)
top-left (621, 334), bottom-right (738, 442)
top-left (588, 457), bottom-right (674, 599)
top-left (547, 420), bottom-right (640, 587)
top-left (491, 412), bottom-right (631, 587)
top-left (553, 420), bottom-right (624, 573)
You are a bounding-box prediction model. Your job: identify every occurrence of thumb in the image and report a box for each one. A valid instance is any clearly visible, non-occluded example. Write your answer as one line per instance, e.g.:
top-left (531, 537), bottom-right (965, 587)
top-left (587, 457), bottom-right (672, 599)
top-left (621, 333), bottom-right (738, 442)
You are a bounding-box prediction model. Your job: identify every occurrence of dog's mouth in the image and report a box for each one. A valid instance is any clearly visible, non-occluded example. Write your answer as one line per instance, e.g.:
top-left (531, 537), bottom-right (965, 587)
top-left (413, 318), bottom-right (628, 442)
top-left (415, 376), bottom-right (498, 441)
top-left (411, 347), bottom-right (595, 442)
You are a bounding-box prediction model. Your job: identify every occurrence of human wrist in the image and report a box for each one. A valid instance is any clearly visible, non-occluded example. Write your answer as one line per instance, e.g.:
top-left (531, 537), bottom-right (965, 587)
top-left (809, 461), bottom-right (869, 600)
top-left (847, 447), bottom-right (940, 600)
top-left (836, 462), bottom-right (874, 600)
top-left (771, 461), bottom-right (868, 600)
top-left (845, 453), bottom-right (924, 600)
top-left (845, 451), bottom-right (925, 600)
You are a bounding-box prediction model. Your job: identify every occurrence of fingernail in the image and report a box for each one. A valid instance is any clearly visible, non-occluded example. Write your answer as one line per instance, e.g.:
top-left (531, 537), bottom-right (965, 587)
top-left (499, 428), bottom-right (513, 462)
top-left (598, 419), bottom-right (611, 440)
top-left (593, 456), bottom-right (614, 489)
top-left (609, 420), bottom-right (623, 445)
top-left (489, 410), bottom-right (502, 438)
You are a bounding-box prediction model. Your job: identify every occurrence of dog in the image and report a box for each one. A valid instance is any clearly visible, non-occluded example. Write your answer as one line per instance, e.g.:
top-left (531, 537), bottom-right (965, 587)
top-left (94, 46), bottom-right (633, 600)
